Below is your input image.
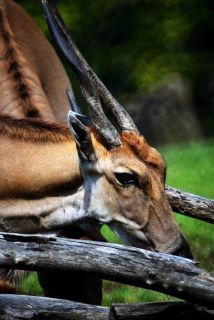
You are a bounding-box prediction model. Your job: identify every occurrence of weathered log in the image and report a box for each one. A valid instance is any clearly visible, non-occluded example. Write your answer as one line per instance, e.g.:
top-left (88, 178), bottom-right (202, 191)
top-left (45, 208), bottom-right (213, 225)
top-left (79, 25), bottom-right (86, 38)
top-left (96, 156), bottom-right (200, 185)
top-left (0, 233), bottom-right (213, 307)
top-left (110, 301), bottom-right (214, 320)
top-left (0, 294), bottom-right (109, 320)
top-left (0, 295), bottom-right (213, 320)
top-left (165, 185), bottom-right (214, 223)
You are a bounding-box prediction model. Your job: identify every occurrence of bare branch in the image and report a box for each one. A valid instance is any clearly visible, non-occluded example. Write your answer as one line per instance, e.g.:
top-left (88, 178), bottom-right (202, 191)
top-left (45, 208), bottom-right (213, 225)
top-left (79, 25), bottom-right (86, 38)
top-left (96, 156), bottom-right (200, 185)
top-left (165, 186), bottom-right (214, 223)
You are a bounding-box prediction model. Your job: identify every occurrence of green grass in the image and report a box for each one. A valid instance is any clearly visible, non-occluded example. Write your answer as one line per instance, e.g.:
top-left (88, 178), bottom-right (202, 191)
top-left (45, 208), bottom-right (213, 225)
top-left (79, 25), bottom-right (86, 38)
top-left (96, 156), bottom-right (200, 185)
top-left (18, 273), bottom-right (43, 297)
top-left (19, 139), bottom-right (214, 305)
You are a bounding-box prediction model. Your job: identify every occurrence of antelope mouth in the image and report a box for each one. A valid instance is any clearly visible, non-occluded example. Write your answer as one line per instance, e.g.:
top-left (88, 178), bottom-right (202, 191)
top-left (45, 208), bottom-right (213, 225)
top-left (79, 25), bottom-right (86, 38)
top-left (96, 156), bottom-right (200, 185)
top-left (169, 234), bottom-right (193, 259)
top-left (109, 221), bottom-right (155, 251)
top-left (109, 222), bottom-right (193, 259)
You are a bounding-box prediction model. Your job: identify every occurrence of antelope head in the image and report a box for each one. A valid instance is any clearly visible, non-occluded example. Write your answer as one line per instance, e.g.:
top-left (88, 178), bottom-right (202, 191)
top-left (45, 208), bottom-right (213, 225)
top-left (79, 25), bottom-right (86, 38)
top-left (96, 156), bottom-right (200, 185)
top-left (42, 0), bottom-right (192, 258)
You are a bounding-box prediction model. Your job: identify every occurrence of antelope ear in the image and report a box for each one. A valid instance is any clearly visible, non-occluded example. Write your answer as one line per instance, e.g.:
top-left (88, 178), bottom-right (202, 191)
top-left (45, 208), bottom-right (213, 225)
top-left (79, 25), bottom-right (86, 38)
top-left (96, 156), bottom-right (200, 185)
top-left (68, 111), bottom-right (96, 162)
top-left (66, 88), bottom-right (92, 127)
top-left (66, 88), bottom-right (81, 114)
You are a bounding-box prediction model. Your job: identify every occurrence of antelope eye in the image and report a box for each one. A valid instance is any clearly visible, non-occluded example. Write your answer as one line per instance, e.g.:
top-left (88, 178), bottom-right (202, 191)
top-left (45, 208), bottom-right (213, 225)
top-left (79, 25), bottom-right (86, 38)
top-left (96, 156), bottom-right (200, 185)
top-left (114, 172), bottom-right (139, 187)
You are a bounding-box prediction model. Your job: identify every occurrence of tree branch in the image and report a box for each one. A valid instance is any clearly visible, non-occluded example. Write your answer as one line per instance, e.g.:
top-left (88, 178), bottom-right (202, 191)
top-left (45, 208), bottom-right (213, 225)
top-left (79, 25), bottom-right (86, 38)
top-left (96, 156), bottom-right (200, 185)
top-left (0, 233), bottom-right (213, 307)
top-left (165, 186), bottom-right (214, 223)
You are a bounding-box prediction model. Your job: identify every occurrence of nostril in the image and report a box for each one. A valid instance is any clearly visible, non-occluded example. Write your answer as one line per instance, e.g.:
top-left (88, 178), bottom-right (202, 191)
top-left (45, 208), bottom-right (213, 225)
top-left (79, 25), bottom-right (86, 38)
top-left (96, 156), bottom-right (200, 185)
top-left (173, 235), bottom-right (193, 259)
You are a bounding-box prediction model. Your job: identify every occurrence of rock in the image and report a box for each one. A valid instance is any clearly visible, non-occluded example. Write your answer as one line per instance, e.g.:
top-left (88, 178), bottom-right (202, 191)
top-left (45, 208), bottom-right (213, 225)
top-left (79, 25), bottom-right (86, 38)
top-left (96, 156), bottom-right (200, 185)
top-left (124, 75), bottom-right (203, 146)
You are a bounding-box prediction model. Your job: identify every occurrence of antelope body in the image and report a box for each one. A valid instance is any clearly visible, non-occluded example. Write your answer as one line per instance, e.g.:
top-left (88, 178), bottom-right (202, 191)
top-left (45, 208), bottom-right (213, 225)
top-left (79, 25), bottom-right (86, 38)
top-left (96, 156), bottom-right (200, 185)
top-left (0, 0), bottom-right (192, 304)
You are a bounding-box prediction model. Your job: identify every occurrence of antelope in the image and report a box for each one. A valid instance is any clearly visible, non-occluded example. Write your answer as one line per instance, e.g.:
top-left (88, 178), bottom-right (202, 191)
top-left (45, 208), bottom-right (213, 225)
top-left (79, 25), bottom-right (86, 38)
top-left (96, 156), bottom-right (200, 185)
top-left (0, 0), bottom-right (192, 304)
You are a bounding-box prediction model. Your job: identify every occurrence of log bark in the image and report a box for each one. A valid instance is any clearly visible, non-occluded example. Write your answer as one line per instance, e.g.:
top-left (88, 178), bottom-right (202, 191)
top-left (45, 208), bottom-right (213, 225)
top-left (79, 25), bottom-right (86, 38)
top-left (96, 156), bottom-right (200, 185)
top-left (109, 301), bottom-right (214, 320)
top-left (165, 186), bottom-right (214, 223)
top-left (0, 295), bottom-right (213, 320)
top-left (0, 294), bottom-right (109, 320)
top-left (0, 233), bottom-right (213, 307)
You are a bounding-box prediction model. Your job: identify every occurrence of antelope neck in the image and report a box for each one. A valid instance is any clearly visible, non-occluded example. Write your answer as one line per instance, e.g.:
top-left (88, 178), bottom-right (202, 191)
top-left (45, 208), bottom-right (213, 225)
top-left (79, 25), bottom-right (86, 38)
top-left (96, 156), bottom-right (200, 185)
top-left (0, 135), bottom-right (91, 233)
top-left (0, 134), bottom-right (82, 197)
top-left (0, 187), bottom-right (87, 233)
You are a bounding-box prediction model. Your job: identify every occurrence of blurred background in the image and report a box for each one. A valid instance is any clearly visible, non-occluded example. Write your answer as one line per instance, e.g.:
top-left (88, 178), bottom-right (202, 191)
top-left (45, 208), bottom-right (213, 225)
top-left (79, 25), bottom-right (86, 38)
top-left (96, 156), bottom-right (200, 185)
top-left (18, 0), bottom-right (214, 145)
top-left (17, 0), bottom-right (213, 305)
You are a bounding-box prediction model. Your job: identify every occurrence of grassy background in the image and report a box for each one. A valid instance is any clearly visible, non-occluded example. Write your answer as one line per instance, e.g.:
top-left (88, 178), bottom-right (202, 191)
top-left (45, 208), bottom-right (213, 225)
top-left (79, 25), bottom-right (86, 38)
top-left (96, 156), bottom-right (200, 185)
top-left (19, 139), bottom-right (214, 305)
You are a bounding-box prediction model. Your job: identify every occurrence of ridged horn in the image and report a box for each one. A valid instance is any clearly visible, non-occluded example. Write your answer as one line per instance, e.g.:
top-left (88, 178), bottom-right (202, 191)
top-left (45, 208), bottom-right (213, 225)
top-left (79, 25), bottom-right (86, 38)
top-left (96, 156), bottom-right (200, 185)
top-left (45, 1), bottom-right (139, 133)
top-left (42, 0), bottom-right (121, 148)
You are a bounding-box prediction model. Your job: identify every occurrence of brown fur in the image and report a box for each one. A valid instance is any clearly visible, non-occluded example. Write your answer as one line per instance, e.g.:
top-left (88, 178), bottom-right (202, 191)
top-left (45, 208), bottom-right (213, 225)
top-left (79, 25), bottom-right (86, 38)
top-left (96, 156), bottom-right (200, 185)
top-left (0, 280), bottom-right (16, 294)
top-left (0, 115), bottom-right (71, 143)
top-left (121, 131), bottom-right (166, 179)
top-left (0, 1), bottom-right (53, 119)
top-left (0, 0), bottom-right (71, 121)
top-left (121, 131), bottom-right (150, 160)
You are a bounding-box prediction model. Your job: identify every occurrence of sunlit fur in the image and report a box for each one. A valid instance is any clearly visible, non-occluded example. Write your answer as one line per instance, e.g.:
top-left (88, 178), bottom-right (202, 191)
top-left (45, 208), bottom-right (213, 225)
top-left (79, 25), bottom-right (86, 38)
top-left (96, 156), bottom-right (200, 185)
top-left (0, 0), bottom-right (70, 120)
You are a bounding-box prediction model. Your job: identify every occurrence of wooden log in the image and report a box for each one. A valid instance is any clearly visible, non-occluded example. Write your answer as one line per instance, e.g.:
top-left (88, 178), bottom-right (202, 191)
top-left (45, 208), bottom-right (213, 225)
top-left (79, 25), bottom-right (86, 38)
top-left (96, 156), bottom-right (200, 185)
top-left (165, 185), bottom-right (214, 223)
top-left (0, 233), bottom-right (213, 307)
top-left (0, 295), bottom-right (213, 320)
top-left (0, 294), bottom-right (109, 320)
top-left (109, 301), bottom-right (214, 320)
